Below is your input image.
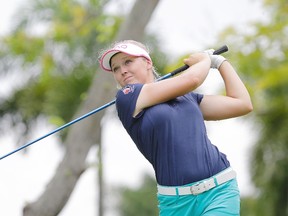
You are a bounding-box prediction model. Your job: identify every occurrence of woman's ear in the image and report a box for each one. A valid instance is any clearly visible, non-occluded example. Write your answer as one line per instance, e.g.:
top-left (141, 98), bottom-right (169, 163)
top-left (145, 58), bottom-right (153, 70)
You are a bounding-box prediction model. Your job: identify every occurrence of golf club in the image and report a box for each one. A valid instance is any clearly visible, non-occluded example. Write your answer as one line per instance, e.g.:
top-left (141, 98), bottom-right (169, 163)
top-left (0, 45), bottom-right (228, 160)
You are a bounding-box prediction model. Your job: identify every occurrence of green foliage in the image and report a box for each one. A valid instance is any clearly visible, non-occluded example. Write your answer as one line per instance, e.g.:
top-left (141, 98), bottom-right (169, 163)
top-left (116, 174), bottom-right (159, 216)
top-left (0, 0), bottom-right (120, 142)
top-left (4, 32), bottom-right (45, 62)
top-left (240, 196), bottom-right (260, 216)
top-left (220, 0), bottom-right (288, 215)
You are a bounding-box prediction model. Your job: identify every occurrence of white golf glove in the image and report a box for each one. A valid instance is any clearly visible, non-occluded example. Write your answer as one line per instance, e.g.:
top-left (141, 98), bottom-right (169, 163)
top-left (204, 49), bottom-right (226, 69)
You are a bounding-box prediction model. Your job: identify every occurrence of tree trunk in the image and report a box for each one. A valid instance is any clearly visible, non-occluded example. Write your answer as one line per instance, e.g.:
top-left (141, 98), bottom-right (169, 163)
top-left (23, 0), bottom-right (160, 215)
top-left (97, 142), bottom-right (104, 216)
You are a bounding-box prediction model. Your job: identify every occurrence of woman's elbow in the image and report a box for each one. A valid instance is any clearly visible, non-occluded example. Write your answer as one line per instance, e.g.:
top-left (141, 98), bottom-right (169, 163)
top-left (190, 77), bottom-right (203, 89)
top-left (243, 100), bottom-right (254, 114)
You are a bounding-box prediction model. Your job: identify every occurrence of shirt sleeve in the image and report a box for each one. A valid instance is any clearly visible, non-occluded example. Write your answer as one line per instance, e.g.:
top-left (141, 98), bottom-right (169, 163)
top-left (188, 92), bottom-right (204, 104)
top-left (115, 84), bottom-right (144, 130)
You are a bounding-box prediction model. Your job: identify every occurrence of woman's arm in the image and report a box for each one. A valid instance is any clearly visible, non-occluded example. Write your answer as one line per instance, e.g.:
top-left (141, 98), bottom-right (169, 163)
top-left (134, 52), bottom-right (211, 116)
top-left (200, 61), bottom-right (253, 120)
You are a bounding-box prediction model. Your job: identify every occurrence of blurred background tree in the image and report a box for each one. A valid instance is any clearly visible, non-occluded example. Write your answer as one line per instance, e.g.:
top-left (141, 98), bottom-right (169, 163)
top-left (0, 0), bottom-right (118, 144)
top-left (220, 0), bottom-right (288, 215)
top-left (115, 174), bottom-right (158, 216)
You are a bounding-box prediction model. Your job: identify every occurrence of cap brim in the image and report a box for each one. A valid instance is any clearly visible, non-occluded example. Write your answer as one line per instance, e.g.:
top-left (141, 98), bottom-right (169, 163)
top-left (99, 43), bottom-right (152, 72)
top-left (100, 50), bottom-right (120, 72)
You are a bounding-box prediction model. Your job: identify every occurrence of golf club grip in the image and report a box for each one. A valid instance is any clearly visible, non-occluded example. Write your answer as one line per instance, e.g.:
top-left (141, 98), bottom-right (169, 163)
top-left (213, 45), bottom-right (228, 55)
top-left (170, 45), bottom-right (229, 76)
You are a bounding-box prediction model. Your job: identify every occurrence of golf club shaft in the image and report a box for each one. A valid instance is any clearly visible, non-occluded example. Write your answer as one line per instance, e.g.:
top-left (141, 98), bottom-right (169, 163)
top-left (0, 45), bottom-right (228, 160)
top-left (157, 45), bottom-right (228, 80)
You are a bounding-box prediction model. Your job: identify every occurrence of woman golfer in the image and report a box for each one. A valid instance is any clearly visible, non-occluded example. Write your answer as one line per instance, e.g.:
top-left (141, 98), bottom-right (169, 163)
top-left (99, 40), bottom-right (253, 216)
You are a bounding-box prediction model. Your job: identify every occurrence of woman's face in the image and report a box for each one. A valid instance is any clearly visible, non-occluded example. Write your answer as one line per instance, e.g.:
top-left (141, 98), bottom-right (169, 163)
top-left (110, 52), bottom-right (153, 87)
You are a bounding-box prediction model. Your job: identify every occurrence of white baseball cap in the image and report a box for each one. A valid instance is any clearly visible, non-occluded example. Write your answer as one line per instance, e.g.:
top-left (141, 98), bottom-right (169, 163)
top-left (99, 43), bottom-right (152, 72)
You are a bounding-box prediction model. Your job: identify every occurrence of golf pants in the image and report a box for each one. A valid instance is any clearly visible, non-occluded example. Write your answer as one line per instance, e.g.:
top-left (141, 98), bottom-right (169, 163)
top-left (157, 178), bottom-right (240, 216)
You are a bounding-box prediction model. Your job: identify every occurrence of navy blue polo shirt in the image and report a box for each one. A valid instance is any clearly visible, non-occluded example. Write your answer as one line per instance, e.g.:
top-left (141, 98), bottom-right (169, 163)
top-left (116, 83), bottom-right (230, 186)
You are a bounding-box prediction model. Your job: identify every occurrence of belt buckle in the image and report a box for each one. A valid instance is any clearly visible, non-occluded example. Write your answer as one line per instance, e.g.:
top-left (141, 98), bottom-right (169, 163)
top-left (190, 181), bottom-right (207, 195)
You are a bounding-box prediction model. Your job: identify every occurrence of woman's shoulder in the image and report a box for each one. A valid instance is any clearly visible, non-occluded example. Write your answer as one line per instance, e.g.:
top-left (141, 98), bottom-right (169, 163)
top-left (116, 83), bottom-right (143, 97)
top-left (184, 92), bottom-right (204, 104)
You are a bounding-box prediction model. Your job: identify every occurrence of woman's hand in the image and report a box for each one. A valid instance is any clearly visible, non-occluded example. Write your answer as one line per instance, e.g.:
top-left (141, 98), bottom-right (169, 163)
top-left (183, 52), bottom-right (210, 67)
